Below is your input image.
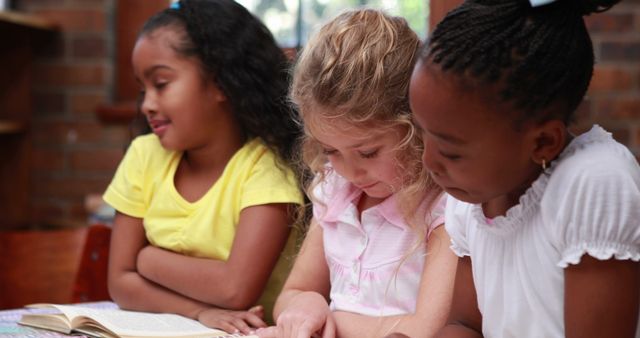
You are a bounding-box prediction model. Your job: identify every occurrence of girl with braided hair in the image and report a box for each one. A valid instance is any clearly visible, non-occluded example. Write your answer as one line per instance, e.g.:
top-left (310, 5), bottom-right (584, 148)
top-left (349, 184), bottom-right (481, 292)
top-left (104, 0), bottom-right (303, 334)
top-left (408, 0), bottom-right (640, 337)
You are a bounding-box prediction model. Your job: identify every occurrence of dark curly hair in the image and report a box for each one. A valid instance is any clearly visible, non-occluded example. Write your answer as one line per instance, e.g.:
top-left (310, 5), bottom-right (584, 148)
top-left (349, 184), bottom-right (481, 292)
top-left (139, 0), bottom-right (300, 169)
top-left (420, 0), bottom-right (621, 125)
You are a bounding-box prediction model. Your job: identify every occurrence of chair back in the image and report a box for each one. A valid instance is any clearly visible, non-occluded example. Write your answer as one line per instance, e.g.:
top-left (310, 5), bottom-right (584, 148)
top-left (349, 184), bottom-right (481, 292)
top-left (0, 224), bottom-right (112, 309)
top-left (72, 224), bottom-right (111, 302)
top-left (0, 227), bottom-right (87, 309)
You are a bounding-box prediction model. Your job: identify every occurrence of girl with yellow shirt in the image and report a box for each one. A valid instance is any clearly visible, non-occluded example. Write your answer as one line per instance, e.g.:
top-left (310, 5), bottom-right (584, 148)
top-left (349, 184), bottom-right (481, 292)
top-left (103, 0), bottom-right (303, 335)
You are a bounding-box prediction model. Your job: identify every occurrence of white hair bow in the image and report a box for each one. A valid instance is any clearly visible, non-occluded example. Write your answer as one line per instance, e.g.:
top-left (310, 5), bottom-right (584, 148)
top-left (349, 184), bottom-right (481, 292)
top-left (529, 0), bottom-right (556, 7)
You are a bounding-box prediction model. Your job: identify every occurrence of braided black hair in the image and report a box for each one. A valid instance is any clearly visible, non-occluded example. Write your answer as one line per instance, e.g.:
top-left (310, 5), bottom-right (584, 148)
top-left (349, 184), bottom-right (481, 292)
top-left (139, 0), bottom-right (300, 169)
top-left (422, 0), bottom-right (621, 124)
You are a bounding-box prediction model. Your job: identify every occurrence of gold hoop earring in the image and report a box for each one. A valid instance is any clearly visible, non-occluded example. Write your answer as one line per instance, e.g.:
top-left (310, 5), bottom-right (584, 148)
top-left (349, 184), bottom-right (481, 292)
top-left (542, 159), bottom-right (547, 170)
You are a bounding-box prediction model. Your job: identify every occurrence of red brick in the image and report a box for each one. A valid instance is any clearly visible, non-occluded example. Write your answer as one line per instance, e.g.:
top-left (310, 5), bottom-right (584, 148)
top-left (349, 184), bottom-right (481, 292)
top-left (568, 122), bottom-right (594, 136)
top-left (33, 9), bottom-right (106, 32)
top-left (32, 120), bottom-right (105, 145)
top-left (100, 125), bottom-right (132, 146)
top-left (67, 0), bottom-right (107, 7)
top-left (35, 34), bottom-right (65, 60)
top-left (573, 99), bottom-right (593, 122)
top-left (594, 98), bottom-right (640, 119)
top-left (70, 92), bottom-right (106, 116)
top-left (30, 200), bottom-right (66, 225)
top-left (32, 176), bottom-right (111, 199)
top-left (16, 0), bottom-right (62, 10)
top-left (33, 91), bottom-right (66, 115)
top-left (69, 200), bottom-right (90, 221)
top-left (586, 13), bottom-right (634, 33)
top-left (34, 64), bottom-right (105, 87)
top-left (72, 36), bottom-right (107, 59)
top-left (588, 66), bottom-right (634, 94)
top-left (600, 41), bottom-right (640, 61)
top-left (70, 148), bottom-right (123, 172)
top-left (609, 127), bottom-right (631, 144)
top-left (32, 148), bottom-right (66, 172)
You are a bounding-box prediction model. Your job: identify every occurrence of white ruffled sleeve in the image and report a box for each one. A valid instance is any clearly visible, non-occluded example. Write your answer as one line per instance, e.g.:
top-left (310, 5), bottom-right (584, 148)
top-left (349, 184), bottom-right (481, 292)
top-left (444, 194), bottom-right (471, 257)
top-left (544, 148), bottom-right (640, 268)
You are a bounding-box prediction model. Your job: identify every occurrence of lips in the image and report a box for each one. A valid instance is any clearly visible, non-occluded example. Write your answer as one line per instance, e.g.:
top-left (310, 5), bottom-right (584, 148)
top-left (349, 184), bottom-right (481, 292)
top-left (148, 119), bottom-right (170, 136)
top-left (357, 182), bottom-right (377, 190)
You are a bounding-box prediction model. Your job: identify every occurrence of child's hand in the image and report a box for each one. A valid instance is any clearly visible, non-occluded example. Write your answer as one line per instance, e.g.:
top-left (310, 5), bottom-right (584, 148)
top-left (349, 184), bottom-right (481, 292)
top-left (272, 291), bottom-right (335, 338)
top-left (197, 305), bottom-right (267, 335)
top-left (255, 326), bottom-right (329, 338)
top-left (254, 326), bottom-right (277, 338)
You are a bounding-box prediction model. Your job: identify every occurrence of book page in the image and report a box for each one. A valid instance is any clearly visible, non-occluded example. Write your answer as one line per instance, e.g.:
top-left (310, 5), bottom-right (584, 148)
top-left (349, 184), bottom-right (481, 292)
top-left (55, 305), bottom-right (228, 337)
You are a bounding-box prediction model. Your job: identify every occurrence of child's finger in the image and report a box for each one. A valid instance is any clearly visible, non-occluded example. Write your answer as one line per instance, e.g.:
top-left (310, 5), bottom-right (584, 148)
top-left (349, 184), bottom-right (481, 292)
top-left (211, 320), bottom-right (240, 336)
top-left (255, 326), bottom-right (278, 338)
top-left (321, 316), bottom-right (336, 338)
top-left (231, 317), bottom-right (253, 335)
top-left (249, 305), bottom-right (263, 313)
top-left (242, 312), bottom-right (268, 328)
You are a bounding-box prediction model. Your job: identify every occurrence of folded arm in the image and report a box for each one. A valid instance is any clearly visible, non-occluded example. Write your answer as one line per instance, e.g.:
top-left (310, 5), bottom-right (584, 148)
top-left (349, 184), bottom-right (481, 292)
top-left (135, 203), bottom-right (294, 310)
top-left (107, 211), bottom-right (210, 319)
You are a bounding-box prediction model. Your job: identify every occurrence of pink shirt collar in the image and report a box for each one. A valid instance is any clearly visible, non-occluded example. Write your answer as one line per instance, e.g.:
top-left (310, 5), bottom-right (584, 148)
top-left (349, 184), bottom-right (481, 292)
top-left (319, 174), bottom-right (407, 229)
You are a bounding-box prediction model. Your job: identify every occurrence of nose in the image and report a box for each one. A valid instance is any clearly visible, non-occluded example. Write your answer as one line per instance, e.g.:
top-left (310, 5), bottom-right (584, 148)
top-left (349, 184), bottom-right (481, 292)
top-left (340, 157), bottom-right (366, 182)
top-left (139, 91), bottom-right (157, 117)
top-left (422, 138), bottom-right (444, 177)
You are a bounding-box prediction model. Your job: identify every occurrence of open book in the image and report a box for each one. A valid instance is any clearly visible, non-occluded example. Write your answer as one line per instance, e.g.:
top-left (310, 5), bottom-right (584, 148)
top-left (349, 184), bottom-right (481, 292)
top-left (18, 303), bottom-right (258, 338)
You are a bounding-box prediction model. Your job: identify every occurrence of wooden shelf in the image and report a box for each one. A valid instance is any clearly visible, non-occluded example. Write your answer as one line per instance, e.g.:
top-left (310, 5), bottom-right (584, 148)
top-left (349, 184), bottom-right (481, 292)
top-left (0, 10), bottom-right (57, 31)
top-left (0, 120), bottom-right (25, 134)
top-left (0, 10), bottom-right (56, 229)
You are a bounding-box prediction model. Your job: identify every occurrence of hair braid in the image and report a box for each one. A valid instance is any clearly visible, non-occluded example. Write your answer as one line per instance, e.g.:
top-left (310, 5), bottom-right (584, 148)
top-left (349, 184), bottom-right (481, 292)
top-left (423, 0), bottom-right (621, 124)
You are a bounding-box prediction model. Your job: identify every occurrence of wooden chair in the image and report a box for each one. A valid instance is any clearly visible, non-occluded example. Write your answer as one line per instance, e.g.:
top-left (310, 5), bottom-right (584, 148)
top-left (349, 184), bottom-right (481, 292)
top-left (0, 224), bottom-right (112, 309)
top-left (71, 224), bottom-right (111, 303)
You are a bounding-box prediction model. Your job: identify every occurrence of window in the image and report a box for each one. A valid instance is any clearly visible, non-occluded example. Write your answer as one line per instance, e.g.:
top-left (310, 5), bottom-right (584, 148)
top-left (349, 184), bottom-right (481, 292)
top-left (236, 0), bottom-right (428, 47)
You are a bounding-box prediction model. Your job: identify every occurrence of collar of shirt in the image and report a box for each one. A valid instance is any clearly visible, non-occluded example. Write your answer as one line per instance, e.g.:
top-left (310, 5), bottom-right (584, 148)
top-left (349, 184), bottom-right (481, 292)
top-left (321, 174), bottom-right (407, 229)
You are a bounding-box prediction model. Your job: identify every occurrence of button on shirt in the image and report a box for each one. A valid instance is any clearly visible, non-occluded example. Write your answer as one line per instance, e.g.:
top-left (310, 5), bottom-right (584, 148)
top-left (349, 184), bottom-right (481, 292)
top-left (313, 170), bottom-right (446, 316)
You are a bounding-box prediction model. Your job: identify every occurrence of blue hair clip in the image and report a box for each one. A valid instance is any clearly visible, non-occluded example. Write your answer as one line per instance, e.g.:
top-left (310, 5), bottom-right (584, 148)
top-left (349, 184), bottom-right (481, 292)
top-left (529, 0), bottom-right (555, 7)
top-left (170, 1), bottom-right (180, 9)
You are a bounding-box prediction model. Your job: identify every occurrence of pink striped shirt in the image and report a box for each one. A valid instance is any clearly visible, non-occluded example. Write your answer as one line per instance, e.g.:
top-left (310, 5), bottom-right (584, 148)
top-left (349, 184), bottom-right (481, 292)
top-left (312, 170), bottom-right (446, 316)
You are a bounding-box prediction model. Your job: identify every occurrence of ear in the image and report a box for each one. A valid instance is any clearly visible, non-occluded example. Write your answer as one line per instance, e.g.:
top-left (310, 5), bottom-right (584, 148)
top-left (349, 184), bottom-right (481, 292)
top-left (530, 119), bottom-right (567, 167)
top-left (211, 82), bottom-right (228, 103)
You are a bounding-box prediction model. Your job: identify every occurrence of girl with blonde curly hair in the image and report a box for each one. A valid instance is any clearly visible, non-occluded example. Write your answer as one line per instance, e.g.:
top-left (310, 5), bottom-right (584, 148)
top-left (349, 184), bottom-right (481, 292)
top-left (257, 8), bottom-right (456, 338)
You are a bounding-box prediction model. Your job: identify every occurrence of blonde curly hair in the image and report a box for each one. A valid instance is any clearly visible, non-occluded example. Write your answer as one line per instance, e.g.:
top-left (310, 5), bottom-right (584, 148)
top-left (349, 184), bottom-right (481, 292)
top-left (291, 8), bottom-right (442, 235)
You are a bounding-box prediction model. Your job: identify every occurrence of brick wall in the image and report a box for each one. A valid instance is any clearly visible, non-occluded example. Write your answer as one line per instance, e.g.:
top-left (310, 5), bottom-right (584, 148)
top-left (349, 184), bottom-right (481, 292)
top-left (19, 0), bottom-right (129, 226)
top-left (582, 0), bottom-right (640, 160)
top-left (16, 0), bottom-right (640, 227)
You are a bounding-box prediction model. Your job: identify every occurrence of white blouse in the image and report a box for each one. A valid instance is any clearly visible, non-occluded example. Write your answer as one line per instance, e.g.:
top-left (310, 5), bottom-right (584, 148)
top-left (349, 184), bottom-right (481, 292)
top-left (446, 125), bottom-right (640, 338)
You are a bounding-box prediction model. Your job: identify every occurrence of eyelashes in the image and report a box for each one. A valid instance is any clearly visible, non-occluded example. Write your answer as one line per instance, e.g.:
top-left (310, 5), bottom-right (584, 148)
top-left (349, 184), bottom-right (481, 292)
top-left (321, 148), bottom-right (380, 159)
top-left (359, 149), bottom-right (379, 159)
top-left (439, 151), bottom-right (461, 160)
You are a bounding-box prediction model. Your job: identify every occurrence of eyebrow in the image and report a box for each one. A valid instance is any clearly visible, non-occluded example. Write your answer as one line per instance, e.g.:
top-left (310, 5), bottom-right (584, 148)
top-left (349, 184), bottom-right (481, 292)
top-left (143, 65), bottom-right (172, 79)
top-left (431, 130), bottom-right (467, 145)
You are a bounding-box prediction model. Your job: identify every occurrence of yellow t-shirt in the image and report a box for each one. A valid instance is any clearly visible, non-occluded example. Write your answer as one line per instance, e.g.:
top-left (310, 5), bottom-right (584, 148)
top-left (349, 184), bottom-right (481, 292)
top-left (103, 134), bottom-right (302, 322)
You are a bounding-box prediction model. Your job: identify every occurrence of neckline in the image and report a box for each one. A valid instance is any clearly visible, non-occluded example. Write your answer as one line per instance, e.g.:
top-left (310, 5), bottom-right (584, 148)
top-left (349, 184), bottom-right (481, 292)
top-left (167, 139), bottom-right (254, 208)
top-left (471, 125), bottom-right (612, 234)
